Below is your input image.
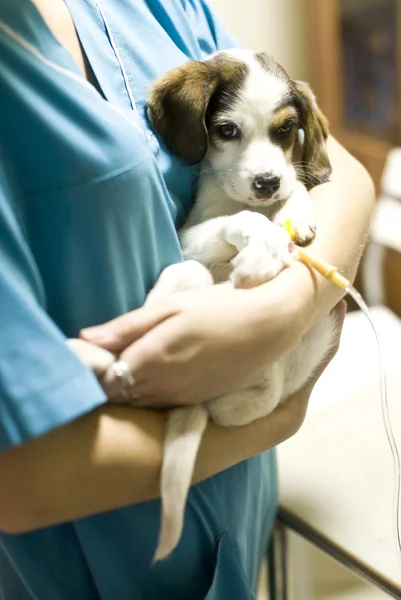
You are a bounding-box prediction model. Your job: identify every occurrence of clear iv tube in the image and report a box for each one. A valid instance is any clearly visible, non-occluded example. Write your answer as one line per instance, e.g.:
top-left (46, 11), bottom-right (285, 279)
top-left (293, 244), bottom-right (401, 571)
top-left (345, 284), bottom-right (401, 571)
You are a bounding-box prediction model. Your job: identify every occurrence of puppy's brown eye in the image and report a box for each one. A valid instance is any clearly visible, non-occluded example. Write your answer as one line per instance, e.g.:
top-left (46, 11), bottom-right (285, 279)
top-left (278, 120), bottom-right (293, 135)
top-left (218, 123), bottom-right (241, 140)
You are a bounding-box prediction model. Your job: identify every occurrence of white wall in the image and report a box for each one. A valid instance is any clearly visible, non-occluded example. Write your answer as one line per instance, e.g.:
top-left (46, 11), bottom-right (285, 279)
top-left (209, 0), bottom-right (309, 81)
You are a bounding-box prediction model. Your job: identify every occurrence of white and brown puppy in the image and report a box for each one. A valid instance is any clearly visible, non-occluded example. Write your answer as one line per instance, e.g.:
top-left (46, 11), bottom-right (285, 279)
top-left (69, 50), bottom-right (337, 563)
top-left (145, 49), bottom-right (338, 562)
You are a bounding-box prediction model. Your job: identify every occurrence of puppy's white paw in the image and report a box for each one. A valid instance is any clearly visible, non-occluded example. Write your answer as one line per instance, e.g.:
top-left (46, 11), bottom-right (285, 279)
top-left (286, 216), bottom-right (317, 245)
top-left (274, 183), bottom-right (317, 246)
top-left (230, 228), bottom-right (292, 289)
top-left (146, 260), bottom-right (213, 305)
top-left (224, 210), bottom-right (276, 251)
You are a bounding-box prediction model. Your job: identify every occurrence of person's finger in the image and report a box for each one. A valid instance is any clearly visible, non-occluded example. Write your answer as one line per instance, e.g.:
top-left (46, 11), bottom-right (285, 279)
top-left (66, 338), bottom-right (116, 376)
top-left (97, 321), bottom-right (172, 401)
top-left (98, 361), bottom-right (152, 402)
top-left (100, 370), bottom-right (172, 407)
top-left (79, 302), bottom-right (177, 352)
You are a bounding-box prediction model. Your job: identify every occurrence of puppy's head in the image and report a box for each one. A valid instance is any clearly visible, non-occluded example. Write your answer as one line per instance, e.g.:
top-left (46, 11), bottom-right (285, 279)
top-left (148, 50), bottom-right (331, 206)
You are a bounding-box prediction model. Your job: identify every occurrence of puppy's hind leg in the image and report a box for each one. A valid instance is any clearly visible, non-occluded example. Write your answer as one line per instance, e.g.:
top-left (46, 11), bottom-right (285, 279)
top-left (146, 260), bottom-right (213, 305)
top-left (208, 365), bottom-right (284, 427)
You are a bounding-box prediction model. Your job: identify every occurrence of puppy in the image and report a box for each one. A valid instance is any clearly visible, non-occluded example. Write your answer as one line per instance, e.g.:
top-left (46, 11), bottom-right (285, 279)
top-left (146, 49), bottom-right (338, 561)
top-left (69, 49), bottom-right (338, 563)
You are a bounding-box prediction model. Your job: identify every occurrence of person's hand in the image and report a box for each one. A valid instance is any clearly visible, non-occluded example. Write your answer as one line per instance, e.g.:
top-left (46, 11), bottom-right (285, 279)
top-left (80, 279), bottom-right (344, 407)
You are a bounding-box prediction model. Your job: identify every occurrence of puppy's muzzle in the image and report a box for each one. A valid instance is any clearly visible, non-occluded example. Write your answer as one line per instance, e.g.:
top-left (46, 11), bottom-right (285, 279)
top-left (252, 173), bottom-right (281, 199)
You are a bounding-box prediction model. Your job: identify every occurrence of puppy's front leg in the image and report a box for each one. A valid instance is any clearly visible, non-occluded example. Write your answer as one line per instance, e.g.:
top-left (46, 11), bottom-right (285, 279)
top-left (225, 211), bottom-right (293, 288)
top-left (181, 211), bottom-right (288, 264)
top-left (273, 181), bottom-right (317, 245)
top-left (180, 216), bottom-right (240, 266)
top-left (181, 211), bottom-right (292, 286)
top-left (146, 260), bottom-right (213, 305)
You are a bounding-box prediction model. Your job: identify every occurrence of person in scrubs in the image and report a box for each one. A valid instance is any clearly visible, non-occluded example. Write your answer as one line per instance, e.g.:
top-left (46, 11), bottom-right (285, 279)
top-left (0, 1), bottom-right (373, 598)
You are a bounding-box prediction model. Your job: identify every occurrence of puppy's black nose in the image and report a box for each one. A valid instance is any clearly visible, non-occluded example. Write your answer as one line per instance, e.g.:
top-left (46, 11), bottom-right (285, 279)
top-left (252, 174), bottom-right (281, 198)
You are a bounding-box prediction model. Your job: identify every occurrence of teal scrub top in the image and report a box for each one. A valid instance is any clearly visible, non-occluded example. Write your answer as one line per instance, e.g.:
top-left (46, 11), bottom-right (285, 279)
top-left (0, 1), bottom-right (278, 598)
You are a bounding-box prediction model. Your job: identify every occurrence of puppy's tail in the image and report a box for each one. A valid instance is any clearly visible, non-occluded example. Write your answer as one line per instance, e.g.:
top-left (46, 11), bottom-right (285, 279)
top-left (153, 404), bottom-right (208, 562)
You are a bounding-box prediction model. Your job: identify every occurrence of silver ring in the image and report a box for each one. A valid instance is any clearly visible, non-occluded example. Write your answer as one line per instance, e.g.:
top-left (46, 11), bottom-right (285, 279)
top-left (111, 360), bottom-right (139, 401)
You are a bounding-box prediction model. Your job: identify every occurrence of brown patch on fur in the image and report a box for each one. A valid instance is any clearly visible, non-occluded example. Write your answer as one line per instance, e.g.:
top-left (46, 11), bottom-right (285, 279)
top-left (292, 81), bottom-right (331, 188)
top-left (271, 106), bottom-right (298, 130)
top-left (147, 56), bottom-right (248, 165)
top-left (269, 107), bottom-right (299, 157)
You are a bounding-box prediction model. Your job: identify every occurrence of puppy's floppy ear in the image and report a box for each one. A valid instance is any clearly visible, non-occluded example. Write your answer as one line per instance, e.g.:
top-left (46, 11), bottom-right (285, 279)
top-left (294, 81), bottom-right (331, 188)
top-left (147, 61), bottom-right (219, 165)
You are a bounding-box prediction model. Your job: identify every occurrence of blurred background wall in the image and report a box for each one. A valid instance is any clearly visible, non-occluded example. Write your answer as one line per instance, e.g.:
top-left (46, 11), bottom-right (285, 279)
top-left (209, 0), bottom-right (310, 80)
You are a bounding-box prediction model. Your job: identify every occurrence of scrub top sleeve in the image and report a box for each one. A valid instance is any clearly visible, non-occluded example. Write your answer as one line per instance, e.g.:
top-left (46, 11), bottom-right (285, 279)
top-left (0, 173), bottom-right (107, 453)
top-left (181, 0), bottom-right (242, 54)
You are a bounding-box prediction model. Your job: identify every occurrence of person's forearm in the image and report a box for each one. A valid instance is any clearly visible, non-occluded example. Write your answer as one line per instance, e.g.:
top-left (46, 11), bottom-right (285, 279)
top-left (0, 396), bottom-right (305, 534)
top-left (256, 136), bottom-right (375, 330)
